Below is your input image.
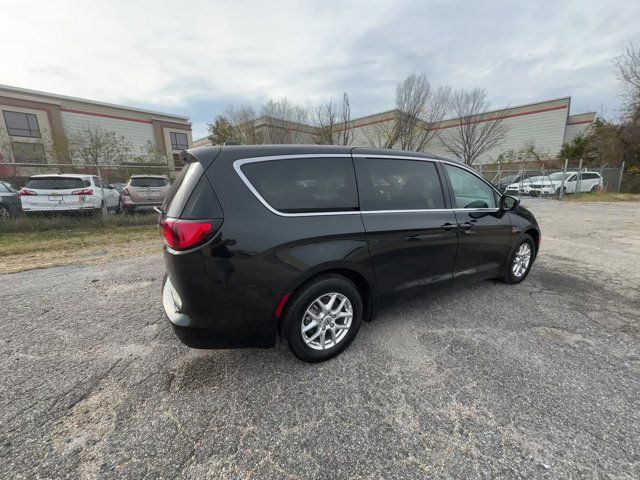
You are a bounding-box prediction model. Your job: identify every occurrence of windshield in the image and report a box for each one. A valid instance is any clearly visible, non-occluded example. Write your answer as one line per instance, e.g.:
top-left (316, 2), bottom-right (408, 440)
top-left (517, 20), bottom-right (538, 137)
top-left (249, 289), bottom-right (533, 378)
top-left (129, 177), bottom-right (168, 187)
top-left (26, 177), bottom-right (87, 190)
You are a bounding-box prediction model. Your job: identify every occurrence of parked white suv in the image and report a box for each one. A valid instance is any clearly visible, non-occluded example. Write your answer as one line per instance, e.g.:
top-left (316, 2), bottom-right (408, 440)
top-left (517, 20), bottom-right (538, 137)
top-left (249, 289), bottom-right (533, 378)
top-left (506, 171), bottom-right (603, 196)
top-left (504, 175), bottom-right (544, 196)
top-left (20, 174), bottom-right (122, 213)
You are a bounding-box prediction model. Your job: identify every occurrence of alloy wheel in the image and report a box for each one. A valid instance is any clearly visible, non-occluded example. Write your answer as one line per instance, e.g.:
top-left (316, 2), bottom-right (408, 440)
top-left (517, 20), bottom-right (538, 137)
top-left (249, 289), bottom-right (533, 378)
top-left (301, 292), bottom-right (353, 351)
top-left (512, 243), bottom-right (532, 278)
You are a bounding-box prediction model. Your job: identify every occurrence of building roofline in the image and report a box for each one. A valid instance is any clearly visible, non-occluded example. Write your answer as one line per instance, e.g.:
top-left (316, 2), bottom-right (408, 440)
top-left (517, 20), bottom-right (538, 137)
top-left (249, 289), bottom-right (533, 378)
top-left (347, 97), bottom-right (574, 128)
top-left (464, 96), bottom-right (572, 119)
top-left (0, 83), bottom-right (190, 122)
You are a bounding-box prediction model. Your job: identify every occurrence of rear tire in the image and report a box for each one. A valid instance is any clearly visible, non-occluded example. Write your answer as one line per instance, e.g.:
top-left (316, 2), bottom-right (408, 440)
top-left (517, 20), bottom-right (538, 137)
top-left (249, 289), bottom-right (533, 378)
top-left (282, 274), bottom-right (363, 363)
top-left (502, 235), bottom-right (536, 284)
top-left (590, 185), bottom-right (599, 193)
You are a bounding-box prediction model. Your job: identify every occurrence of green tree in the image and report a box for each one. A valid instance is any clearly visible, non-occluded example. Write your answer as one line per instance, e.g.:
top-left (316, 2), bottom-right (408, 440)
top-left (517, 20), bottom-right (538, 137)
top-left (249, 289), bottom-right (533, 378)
top-left (208, 115), bottom-right (240, 145)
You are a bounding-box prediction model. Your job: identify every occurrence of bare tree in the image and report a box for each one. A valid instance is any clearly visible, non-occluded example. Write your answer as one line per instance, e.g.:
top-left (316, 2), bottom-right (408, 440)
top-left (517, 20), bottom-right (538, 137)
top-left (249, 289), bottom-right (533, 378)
top-left (68, 126), bottom-right (132, 165)
top-left (313, 92), bottom-right (353, 145)
top-left (68, 126), bottom-right (132, 215)
top-left (261, 98), bottom-right (310, 144)
top-left (225, 104), bottom-right (263, 144)
top-left (440, 88), bottom-right (509, 165)
top-left (314, 99), bottom-right (337, 145)
top-left (365, 73), bottom-right (450, 151)
top-left (614, 42), bottom-right (640, 122)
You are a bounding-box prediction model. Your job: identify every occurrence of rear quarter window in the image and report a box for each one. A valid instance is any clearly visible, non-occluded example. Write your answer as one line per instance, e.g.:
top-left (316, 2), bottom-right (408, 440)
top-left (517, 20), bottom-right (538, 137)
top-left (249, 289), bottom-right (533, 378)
top-left (26, 177), bottom-right (85, 190)
top-left (239, 157), bottom-right (358, 213)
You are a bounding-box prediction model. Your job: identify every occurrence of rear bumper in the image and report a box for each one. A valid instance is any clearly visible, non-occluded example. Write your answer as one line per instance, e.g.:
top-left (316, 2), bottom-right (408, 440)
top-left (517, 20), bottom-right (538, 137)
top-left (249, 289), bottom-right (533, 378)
top-left (162, 274), bottom-right (275, 349)
top-left (123, 197), bottom-right (164, 208)
top-left (22, 205), bottom-right (99, 212)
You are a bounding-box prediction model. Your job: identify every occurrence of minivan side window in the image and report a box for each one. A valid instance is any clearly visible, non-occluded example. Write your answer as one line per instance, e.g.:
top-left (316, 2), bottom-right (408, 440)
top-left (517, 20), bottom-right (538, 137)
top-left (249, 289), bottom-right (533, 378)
top-left (444, 164), bottom-right (497, 209)
top-left (241, 157), bottom-right (358, 213)
top-left (356, 158), bottom-right (445, 210)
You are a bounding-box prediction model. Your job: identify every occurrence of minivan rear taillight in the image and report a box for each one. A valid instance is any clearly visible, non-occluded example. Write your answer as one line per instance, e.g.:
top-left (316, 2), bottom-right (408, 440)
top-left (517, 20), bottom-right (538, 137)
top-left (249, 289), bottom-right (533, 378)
top-left (122, 187), bottom-right (131, 196)
top-left (161, 218), bottom-right (219, 250)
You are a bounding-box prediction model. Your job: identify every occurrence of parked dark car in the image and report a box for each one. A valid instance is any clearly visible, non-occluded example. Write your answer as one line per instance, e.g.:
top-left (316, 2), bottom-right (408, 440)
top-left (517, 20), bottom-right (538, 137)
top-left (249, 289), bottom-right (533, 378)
top-left (0, 181), bottom-right (22, 220)
top-left (494, 172), bottom-right (536, 192)
top-left (161, 146), bottom-right (540, 362)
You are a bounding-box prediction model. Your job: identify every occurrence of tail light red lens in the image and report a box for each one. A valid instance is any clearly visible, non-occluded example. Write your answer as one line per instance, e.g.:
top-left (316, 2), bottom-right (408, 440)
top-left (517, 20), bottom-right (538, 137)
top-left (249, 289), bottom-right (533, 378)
top-left (161, 218), bottom-right (217, 250)
top-left (122, 187), bottom-right (130, 196)
top-left (20, 188), bottom-right (37, 196)
top-left (71, 188), bottom-right (93, 195)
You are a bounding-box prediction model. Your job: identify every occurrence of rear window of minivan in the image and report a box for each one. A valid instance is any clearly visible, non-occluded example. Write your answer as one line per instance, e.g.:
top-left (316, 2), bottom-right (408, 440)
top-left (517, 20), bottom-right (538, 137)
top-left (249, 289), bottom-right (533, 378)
top-left (130, 177), bottom-right (168, 187)
top-left (241, 157), bottom-right (358, 213)
top-left (26, 177), bottom-right (87, 190)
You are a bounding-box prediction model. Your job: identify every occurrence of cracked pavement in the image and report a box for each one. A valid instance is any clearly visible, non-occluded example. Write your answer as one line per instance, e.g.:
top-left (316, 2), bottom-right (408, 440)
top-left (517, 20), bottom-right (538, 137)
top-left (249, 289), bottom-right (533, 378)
top-left (1, 199), bottom-right (639, 479)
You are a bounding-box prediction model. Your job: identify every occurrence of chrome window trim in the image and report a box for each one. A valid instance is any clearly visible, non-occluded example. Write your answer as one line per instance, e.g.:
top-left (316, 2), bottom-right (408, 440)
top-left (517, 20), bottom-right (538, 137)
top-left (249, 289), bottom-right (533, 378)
top-left (361, 208), bottom-right (499, 214)
top-left (233, 153), bottom-right (503, 217)
top-left (351, 153), bottom-right (439, 163)
top-left (233, 154), bottom-right (360, 218)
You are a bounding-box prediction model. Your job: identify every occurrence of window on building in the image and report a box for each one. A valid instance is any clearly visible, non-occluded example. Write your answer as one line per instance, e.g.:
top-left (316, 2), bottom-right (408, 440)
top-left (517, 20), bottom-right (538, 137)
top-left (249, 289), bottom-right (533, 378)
top-left (170, 132), bottom-right (189, 150)
top-left (241, 157), bottom-right (359, 213)
top-left (355, 158), bottom-right (445, 210)
top-left (11, 142), bottom-right (46, 163)
top-left (3, 111), bottom-right (41, 137)
top-left (444, 164), bottom-right (497, 209)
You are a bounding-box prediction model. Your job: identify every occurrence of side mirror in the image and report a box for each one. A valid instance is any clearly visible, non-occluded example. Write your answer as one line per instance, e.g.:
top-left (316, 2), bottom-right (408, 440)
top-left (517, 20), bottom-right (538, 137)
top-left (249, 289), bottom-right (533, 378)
top-left (500, 195), bottom-right (520, 211)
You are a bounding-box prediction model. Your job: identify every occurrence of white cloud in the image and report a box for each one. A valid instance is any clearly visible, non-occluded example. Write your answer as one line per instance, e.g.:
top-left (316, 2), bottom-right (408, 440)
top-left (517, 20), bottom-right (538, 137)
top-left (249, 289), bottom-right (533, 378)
top-left (0, 0), bottom-right (638, 138)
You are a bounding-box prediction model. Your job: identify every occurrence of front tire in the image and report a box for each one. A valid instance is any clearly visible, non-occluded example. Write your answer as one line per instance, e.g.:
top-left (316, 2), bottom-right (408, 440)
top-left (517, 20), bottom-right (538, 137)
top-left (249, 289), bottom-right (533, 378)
top-left (282, 274), bottom-right (363, 363)
top-left (502, 235), bottom-right (536, 284)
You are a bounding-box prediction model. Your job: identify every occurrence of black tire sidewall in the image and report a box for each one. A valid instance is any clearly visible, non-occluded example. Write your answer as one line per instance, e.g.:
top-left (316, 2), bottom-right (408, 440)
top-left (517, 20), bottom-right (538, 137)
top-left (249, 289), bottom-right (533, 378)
top-left (284, 276), bottom-right (363, 363)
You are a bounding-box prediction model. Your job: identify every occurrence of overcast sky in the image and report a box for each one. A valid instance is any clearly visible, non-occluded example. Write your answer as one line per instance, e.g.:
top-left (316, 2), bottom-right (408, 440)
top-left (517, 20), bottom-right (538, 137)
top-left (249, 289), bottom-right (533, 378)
top-left (1, 0), bottom-right (638, 139)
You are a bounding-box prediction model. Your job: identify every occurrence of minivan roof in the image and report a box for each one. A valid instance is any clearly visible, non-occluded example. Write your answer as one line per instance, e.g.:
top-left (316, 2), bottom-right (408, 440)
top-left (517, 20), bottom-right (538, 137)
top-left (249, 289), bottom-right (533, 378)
top-left (190, 144), bottom-right (446, 164)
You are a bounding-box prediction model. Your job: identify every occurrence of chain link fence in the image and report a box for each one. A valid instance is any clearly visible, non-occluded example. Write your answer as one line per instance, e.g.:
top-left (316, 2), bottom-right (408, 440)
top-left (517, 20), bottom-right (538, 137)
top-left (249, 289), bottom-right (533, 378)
top-left (0, 158), bottom-right (637, 234)
top-left (474, 161), bottom-right (631, 199)
top-left (0, 162), bottom-right (180, 233)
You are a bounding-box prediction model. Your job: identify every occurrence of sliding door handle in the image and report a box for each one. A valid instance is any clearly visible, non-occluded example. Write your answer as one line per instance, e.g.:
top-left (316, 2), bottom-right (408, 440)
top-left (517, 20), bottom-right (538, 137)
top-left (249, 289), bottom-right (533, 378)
top-left (440, 223), bottom-right (459, 231)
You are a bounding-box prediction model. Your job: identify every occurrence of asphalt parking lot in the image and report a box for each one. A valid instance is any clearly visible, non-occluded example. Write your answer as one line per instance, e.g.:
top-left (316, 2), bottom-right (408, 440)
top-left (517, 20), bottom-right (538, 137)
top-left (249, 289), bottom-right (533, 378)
top-left (1, 198), bottom-right (639, 479)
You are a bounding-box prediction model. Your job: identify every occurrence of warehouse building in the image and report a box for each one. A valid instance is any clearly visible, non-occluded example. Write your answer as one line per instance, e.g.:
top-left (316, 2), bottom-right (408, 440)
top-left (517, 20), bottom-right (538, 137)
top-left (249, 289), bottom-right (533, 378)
top-left (350, 97), bottom-right (595, 164)
top-left (195, 96), bottom-right (595, 165)
top-left (0, 84), bottom-right (192, 167)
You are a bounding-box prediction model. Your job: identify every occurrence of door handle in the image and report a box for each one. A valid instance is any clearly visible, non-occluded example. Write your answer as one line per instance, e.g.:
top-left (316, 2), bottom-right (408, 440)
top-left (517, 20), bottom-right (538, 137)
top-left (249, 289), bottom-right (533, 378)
top-left (461, 222), bottom-right (474, 233)
top-left (440, 223), bottom-right (459, 231)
